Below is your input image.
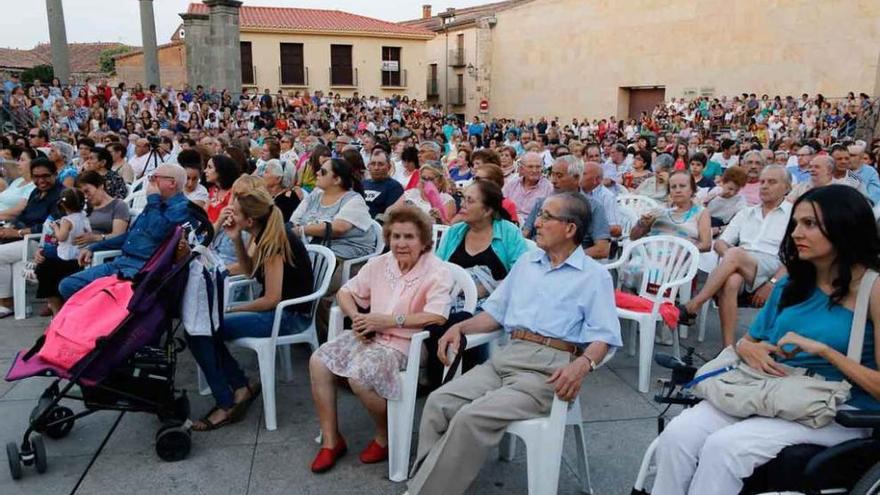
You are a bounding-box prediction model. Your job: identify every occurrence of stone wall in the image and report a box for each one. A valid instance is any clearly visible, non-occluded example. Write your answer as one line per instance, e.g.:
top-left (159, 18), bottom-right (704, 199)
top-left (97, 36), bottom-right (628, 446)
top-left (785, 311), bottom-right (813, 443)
top-left (115, 44), bottom-right (187, 88)
top-left (484, 0), bottom-right (880, 120)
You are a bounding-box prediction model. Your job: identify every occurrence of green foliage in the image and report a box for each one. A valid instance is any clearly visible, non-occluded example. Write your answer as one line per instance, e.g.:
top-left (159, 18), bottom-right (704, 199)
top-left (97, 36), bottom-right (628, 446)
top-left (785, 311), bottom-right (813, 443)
top-left (20, 65), bottom-right (54, 84)
top-left (99, 45), bottom-right (132, 74)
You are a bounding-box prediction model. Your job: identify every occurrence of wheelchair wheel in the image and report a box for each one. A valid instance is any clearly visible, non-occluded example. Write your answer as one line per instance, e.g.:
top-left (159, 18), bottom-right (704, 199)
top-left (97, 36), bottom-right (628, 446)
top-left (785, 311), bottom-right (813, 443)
top-left (852, 462), bottom-right (880, 495)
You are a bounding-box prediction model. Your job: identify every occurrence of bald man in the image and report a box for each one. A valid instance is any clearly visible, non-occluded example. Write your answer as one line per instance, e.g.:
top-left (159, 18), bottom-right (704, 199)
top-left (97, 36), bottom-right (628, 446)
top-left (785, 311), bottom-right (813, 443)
top-left (59, 164), bottom-right (191, 300)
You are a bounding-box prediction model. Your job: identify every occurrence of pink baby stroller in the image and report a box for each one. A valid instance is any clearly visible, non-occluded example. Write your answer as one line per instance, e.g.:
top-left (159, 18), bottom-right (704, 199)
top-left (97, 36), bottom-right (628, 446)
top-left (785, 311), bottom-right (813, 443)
top-left (4, 208), bottom-right (212, 480)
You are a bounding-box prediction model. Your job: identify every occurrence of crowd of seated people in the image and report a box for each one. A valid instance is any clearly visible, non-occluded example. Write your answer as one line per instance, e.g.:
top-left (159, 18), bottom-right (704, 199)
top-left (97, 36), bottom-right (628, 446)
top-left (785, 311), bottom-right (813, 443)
top-left (1, 77), bottom-right (880, 494)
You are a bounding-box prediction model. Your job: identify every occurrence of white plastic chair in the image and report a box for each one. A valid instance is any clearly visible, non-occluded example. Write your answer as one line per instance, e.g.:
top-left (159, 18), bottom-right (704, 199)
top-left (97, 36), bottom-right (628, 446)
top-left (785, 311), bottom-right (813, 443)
top-left (616, 194), bottom-right (660, 217)
top-left (124, 178), bottom-right (148, 213)
top-left (603, 236), bottom-right (700, 392)
top-left (432, 224), bottom-right (450, 250)
top-left (500, 349), bottom-right (616, 495)
top-left (324, 261), bottom-right (477, 482)
top-left (91, 249), bottom-right (123, 266)
top-left (198, 244), bottom-right (335, 431)
top-left (617, 205), bottom-right (639, 241)
top-left (339, 219), bottom-right (384, 285)
top-left (523, 238), bottom-right (538, 251)
top-left (12, 234), bottom-right (43, 320)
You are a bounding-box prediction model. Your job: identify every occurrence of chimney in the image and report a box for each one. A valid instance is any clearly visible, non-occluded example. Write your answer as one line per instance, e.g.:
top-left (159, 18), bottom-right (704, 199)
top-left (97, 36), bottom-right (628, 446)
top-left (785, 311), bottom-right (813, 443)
top-left (422, 5), bottom-right (432, 19)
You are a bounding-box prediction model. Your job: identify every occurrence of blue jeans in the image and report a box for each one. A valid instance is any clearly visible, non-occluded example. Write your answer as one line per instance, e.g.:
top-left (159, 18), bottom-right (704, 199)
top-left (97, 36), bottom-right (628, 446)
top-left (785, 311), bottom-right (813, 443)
top-left (187, 310), bottom-right (310, 408)
top-left (58, 256), bottom-right (144, 300)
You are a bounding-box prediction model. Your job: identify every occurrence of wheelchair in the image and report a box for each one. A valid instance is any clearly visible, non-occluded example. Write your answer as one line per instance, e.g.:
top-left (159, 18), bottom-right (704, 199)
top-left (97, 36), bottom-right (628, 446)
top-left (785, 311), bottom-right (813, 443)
top-left (632, 349), bottom-right (880, 495)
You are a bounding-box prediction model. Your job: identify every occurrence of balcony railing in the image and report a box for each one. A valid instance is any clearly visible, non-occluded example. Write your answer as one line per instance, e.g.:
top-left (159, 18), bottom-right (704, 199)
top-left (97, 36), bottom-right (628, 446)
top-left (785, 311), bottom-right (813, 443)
top-left (448, 49), bottom-right (466, 67)
top-left (329, 67), bottom-right (358, 87)
top-left (380, 69), bottom-right (407, 88)
top-left (448, 87), bottom-right (465, 106)
top-left (279, 66), bottom-right (309, 87)
top-left (426, 78), bottom-right (439, 97)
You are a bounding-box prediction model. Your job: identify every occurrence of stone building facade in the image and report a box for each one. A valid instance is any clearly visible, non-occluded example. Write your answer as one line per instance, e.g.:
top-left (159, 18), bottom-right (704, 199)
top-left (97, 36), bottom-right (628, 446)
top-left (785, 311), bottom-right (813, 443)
top-left (405, 0), bottom-right (880, 121)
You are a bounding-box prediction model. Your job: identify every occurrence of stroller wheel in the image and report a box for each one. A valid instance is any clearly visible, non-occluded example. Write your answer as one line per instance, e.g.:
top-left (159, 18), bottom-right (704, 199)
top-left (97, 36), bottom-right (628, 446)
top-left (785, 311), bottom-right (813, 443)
top-left (44, 407), bottom-right (75, 439)
top-left (30, 435), bottom-right (47, 474)
top-left (155, 424), bottom-right (191, 462)
top-left (6, 442), bottom-right (22, 480)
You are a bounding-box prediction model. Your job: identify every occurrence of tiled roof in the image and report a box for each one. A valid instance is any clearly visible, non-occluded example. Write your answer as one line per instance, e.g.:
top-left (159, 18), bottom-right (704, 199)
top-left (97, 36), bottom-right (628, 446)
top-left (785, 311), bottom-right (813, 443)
top-left (0, 42), bottom-right (132, 74)
top-left (186, 3), bottom-right (435, 38)
top-left (399, 0), bottom-right (534, 31)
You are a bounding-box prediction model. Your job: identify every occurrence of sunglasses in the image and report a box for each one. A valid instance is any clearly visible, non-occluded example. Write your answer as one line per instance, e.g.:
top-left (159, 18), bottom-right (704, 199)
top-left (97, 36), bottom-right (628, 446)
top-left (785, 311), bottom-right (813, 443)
top-left (317, 168), bottom-right (331, 176)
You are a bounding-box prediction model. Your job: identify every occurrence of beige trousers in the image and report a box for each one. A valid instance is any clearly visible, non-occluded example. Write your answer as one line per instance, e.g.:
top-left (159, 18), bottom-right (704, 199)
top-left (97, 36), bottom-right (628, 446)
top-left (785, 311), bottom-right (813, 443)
top-left (407, 339), bottom-right (572, 495)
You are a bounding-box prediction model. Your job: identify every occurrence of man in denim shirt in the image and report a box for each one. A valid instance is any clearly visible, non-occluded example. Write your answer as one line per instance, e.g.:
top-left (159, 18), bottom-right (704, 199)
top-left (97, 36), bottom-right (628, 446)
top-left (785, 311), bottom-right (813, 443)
top-left (59, 164), bottom-right (191, 300)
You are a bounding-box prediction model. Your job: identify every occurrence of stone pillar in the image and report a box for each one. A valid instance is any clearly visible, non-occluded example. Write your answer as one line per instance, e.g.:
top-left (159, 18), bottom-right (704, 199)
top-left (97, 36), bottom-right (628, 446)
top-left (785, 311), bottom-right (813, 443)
top-left (204, 0), bottom-right (243, 96)
top-left (45, 0), bottom-right (71, 82)
top-left (475, 16), bottom-right (495, 117)
top-left (180, 12), bottom-right (210, 88)
top-left (139, 0), bottom-right (160, 88)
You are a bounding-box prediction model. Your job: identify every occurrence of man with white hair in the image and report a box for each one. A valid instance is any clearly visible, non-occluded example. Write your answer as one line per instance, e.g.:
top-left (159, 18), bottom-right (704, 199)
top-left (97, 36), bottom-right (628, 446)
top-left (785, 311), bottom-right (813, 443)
top-left (502, 151), bottom-right (553, 220)
top-left (580, 161), bottom-right (622, 237)
top-left (129, 138), bottom-right (154, 179)
top-left (786, 155), bottom-right (837, 202)
top-left (418, 140), bottom-right (442, 163)
top-left (678, 165), bottom-right (792, 348)
top-left (848, 142), bottom-right (880, 204)
top-left (738, 150), bottom-right (766, 206)
top-left (59, 163), bottom-right (191, 301)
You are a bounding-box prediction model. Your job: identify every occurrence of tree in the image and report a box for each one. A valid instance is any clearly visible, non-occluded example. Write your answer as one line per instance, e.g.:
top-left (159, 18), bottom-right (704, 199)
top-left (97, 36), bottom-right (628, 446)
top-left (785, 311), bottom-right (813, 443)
top-left (20, 65), bottom-right (54, 84)
top-left (99, 45), bottom-right (132, 75)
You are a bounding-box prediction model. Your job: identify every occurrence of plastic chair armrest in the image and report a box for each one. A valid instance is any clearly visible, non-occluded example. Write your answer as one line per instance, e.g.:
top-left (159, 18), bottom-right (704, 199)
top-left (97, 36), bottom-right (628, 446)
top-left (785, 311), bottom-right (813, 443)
top-left (91, 249), bottom-right (123, 266)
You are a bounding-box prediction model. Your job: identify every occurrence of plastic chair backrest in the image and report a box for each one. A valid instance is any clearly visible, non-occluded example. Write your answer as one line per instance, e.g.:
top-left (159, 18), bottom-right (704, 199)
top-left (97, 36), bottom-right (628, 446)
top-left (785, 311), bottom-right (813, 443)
top-left (620, 235), bottom-right (700, 303)
top-left (617, 206), bottom-right (639, 238)
top-left (304, 244), bottom-right (336, 320)
top-left (432, 224), bottom-right (450, 250)
top-left (369, 219), bottom-right (385, 255)
top-left (617, 194), bottom-right (660, 217)
top-left (524, 238), bottom-right (538, 251)
top-left (445, 262), bottom-right (477, 314)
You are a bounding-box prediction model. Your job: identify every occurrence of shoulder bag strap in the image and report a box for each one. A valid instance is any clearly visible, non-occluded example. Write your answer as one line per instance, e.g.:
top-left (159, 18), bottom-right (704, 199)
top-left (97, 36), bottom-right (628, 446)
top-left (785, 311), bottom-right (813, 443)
top-left (847, 269), bottom-right (879, 362)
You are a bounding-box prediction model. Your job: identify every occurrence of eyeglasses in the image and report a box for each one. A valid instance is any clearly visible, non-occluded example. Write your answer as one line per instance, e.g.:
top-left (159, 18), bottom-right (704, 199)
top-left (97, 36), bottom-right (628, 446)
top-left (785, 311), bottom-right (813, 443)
top-left (148, 174), bottom-right (175, 182)
top-left (537, 210), bottom-right (570, 223)
top-left (317, 168), bottom-right (331, 176)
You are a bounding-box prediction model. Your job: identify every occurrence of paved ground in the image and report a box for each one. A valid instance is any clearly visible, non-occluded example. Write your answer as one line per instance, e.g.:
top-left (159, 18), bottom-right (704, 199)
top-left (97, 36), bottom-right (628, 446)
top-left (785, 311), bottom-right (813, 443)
top-left (0, 299), bottom-right (756, 495)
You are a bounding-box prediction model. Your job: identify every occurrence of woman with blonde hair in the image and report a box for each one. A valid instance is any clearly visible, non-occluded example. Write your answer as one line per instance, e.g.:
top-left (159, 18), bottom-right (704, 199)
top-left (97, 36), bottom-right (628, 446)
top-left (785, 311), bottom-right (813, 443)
top-left (389, 161), bottom-right (457, 224)
top-left (187, 188), bottom-right (314, 431)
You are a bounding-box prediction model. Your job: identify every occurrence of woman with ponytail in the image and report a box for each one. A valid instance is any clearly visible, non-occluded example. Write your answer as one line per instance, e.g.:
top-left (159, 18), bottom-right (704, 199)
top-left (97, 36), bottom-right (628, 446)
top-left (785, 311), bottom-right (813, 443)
top-left (188, 189), bottom-right (314, 432)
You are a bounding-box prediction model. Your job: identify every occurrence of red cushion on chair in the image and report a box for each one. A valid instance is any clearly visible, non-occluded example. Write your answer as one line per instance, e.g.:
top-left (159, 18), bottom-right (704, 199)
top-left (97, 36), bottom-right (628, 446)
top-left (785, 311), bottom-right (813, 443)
top-left (614, 290), bottom-right (680, 329)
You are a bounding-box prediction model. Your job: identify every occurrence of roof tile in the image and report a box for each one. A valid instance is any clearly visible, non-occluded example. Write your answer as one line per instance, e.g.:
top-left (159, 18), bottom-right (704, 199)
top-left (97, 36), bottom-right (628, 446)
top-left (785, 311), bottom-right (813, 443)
top-left (187, 3), bottom-right (434, 37)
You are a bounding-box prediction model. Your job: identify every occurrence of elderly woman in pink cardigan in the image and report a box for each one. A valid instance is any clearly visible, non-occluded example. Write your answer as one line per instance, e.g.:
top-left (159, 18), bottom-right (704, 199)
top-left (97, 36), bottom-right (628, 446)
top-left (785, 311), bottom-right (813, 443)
top-left (309, 206), bottom-right (454, 474)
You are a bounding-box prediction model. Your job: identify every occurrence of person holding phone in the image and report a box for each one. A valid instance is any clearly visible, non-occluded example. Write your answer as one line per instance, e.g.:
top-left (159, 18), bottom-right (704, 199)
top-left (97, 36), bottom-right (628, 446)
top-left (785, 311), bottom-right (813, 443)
top-left (307, 207), bottom-right (453, 473)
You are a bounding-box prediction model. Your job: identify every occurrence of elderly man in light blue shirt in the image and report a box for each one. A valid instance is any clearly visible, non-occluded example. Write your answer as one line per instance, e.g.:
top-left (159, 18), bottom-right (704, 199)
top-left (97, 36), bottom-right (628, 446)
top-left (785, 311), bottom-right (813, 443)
top-left (407, 192), bottom-right (621, 495)
top-left (849, 143), bottom-right (880, 205)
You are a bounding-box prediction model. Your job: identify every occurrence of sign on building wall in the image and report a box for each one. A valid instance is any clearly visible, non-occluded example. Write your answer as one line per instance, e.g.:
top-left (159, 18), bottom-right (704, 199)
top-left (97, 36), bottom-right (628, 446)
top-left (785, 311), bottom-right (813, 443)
top-left (381, 61), bottom-right (399, 72)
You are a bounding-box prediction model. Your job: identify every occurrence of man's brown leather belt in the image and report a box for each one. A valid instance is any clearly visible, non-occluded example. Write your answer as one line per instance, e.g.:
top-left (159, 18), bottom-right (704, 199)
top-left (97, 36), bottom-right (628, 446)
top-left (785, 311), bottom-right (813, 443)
top-left (510, 328), bottom-right (583, 356)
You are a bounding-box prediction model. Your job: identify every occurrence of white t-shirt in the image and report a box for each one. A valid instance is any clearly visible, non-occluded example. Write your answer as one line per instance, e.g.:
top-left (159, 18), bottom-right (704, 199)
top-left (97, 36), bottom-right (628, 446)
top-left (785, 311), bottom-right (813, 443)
top-left (710, 152), bottom-right (739, 169)
top-left (57, 211), bottom-right (91, 261)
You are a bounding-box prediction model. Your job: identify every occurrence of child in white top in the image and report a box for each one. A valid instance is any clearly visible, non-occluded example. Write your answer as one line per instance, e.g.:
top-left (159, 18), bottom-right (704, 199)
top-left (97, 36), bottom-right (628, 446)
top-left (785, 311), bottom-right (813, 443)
top-left (54, 189), bottom-right (91, 261)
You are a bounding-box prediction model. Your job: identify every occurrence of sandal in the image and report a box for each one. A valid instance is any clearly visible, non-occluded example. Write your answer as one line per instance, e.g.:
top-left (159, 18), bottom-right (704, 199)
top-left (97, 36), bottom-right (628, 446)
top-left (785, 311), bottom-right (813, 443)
top-left (191, 406), bottom-right (234, 432)
top-left (229, 383), bottom-right (262, 422)
top-left (675, 303), bottom-right (696, 326)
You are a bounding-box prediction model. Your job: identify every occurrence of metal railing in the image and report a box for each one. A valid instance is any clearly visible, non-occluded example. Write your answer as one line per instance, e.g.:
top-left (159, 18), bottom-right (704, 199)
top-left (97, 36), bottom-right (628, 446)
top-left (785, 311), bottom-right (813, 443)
top-left (278, 66), bottom-right (309, 87)
top-left (329, 67), bottom-right (358, 87)
top-left (448, 48), bottom-right (466, 67)
top-left (448, 87), bottom-right (466, 106)
top-left (380, 69), bottom-right (407, 88)
top-left (426, 77), bottom-right (439, 97)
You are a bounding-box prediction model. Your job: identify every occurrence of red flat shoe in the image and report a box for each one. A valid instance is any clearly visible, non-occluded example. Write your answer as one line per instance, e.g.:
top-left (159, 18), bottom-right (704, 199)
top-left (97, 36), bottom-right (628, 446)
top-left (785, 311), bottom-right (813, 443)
top-left (359, 439), bottom-right (389, 464)
top-left (310, 437), bottom-right (347, 473)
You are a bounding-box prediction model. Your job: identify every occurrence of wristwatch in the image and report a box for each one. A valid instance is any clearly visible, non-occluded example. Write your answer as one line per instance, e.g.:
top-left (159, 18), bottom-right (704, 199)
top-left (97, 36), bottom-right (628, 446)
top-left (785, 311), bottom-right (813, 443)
top-left (394, 314), bottom-right (406, 328)
top-left (580, 354), bottom-right (598, 372)
top-left (769, 276), bottom-right (778, 285)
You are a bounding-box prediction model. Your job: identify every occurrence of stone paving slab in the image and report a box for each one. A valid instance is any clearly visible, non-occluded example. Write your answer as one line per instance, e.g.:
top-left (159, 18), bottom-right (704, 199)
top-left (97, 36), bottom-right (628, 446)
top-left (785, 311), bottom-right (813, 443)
top-left (0, 305), bottom-right (733, 494)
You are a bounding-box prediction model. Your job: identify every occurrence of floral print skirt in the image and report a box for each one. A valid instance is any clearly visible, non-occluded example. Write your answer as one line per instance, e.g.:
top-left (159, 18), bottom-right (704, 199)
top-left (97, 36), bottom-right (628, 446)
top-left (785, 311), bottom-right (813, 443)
top-left (313, 331), bottom-right (408, 400)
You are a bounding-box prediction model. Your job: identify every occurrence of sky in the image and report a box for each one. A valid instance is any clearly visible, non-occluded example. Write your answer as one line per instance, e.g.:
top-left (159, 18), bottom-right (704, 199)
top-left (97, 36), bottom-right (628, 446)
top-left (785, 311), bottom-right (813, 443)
top-left (2, 0), bottom-right (490, 49)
